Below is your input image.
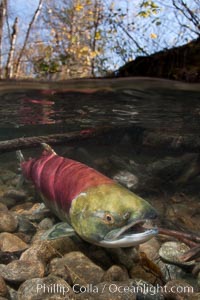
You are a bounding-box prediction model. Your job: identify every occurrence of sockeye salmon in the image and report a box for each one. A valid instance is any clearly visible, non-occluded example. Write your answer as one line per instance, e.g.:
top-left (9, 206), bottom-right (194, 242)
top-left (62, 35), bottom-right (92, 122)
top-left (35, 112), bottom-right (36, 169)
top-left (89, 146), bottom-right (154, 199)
top-left (17, 143), bottom-right (158, 248)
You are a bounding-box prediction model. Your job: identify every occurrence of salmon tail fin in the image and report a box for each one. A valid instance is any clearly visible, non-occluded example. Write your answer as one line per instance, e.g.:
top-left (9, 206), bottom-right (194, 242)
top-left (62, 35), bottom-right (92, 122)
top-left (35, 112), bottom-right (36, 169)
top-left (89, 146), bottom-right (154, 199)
top-left (16, 150), bottom-right (25, 188)
top-left (16, 150), bottom-right (25, 164)
top-left (41, 143), bottom-right (57, 155)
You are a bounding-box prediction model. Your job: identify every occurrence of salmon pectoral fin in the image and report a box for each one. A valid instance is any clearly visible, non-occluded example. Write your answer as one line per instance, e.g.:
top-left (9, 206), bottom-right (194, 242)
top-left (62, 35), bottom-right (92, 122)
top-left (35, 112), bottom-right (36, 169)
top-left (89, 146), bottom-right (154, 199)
top-left (41, 222), bottom-right (75, 240)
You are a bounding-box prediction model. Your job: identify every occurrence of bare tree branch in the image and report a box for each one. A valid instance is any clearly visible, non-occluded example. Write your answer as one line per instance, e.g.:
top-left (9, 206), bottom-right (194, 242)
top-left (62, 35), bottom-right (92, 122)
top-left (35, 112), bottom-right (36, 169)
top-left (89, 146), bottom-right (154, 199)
top-left (14, 0), bottom-right (43, 77)
top-left (172, 0), bottom-right (200, 36)
top-left (117, 22), bottom-right (149, 56)
top-left (5, 16), bottom-right (18, 78)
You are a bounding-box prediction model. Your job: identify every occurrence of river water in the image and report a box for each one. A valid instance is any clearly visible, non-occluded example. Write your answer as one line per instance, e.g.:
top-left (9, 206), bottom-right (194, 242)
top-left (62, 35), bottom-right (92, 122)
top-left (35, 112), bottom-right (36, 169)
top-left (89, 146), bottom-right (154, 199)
top-left (0, 78), bottom-right (200, 300)
top-left (0, 78), bottom-right (199, 141)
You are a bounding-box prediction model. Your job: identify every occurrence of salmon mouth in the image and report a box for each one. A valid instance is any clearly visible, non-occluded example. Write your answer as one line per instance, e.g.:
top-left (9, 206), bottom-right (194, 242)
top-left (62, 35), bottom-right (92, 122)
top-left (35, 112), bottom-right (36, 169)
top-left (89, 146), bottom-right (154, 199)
top-left (100, 219), bottom-right (158, 248)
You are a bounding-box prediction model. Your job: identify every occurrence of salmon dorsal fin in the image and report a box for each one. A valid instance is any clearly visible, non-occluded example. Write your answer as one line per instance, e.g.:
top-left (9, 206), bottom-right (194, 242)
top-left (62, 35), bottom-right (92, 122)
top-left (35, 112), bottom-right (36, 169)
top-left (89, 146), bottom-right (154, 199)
top-left (41, 143), bottom-right (57, 156)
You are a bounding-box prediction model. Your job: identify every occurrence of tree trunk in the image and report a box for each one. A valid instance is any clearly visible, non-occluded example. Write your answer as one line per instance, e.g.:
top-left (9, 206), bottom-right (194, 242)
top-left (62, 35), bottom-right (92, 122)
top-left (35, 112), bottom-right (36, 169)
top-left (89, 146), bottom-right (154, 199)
top-left (5, 17), bottom-right (18, 78)
top-left (0, 0), bottom-right (7, 78)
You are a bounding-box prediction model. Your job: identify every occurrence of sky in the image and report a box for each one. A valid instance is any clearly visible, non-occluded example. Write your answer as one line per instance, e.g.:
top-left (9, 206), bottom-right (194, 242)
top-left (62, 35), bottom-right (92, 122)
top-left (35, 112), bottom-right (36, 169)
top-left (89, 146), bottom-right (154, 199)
top-left (3, 0), bottom-right (199, 72)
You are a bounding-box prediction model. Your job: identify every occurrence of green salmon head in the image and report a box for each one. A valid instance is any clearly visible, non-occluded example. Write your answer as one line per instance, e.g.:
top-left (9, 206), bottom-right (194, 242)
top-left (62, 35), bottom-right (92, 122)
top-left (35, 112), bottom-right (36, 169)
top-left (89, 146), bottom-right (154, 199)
top-left (70, 183), bottom-right (158, 248)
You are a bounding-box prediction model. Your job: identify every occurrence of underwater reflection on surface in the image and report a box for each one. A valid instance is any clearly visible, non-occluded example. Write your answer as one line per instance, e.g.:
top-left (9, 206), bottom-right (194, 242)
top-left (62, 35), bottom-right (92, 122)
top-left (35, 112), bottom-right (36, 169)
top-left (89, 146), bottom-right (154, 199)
top-left (0, 82), bottom-right (199, 140)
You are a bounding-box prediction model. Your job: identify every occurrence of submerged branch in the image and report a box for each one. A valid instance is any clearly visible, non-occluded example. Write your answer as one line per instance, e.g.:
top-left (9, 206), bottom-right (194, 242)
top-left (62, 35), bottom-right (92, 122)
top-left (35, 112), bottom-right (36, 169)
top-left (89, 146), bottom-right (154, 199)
top-left (0, 126), bottom-right (124, 153)
top-left (179, 245), bottom-right (200, 262)
top-left (158, 227), bottom-right (200, 244)
top-left (158, 227), bottom-right (200, 261)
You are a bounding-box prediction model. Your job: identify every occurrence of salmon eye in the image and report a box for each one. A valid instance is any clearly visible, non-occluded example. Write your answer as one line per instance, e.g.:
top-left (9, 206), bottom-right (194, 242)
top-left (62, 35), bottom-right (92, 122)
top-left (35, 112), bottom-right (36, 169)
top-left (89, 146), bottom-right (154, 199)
top-left (104, 213), bottom-right (114, 224)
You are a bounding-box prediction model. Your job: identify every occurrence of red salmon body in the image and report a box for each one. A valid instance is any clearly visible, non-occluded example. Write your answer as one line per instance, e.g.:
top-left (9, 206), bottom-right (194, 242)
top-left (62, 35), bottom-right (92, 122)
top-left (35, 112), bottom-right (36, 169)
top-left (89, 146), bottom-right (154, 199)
top-left (21, 150), bottom-right (113, 214)
top-left (17, 144), bottom-right (158, 247)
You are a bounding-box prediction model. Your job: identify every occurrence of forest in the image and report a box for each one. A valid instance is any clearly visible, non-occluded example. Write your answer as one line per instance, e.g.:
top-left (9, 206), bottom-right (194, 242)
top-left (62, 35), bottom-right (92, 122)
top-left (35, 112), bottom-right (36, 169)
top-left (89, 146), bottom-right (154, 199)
top-left (0, 0), bottom-right (199, 79)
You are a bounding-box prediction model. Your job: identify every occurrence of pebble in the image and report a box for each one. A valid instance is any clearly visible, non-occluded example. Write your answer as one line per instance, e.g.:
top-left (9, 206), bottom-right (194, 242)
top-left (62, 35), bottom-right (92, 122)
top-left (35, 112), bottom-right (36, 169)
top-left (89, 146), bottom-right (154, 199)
top-left (0, 260), bottom-right (45, 282)
top-left (113, 170), bottom-right (138, 189)
top-left (18, 275), bottom-right (74, 300)
top-left (0, 233), bottom-right (28, 252)
top-left (158, 261), bottom-right (184, 281)
top-left (20, 240), bottom-right (59, 264)
top-left (102, 265), bottom-right (129, 282)
top-left (0, 171), bottom-right (16, 184)
top-left (20, 237), bottom-right (79, 264)
top-left (129, 264), bottom-right (160, 285)
top-left (76, 281), bottom-right (136, 300)
top-left (10, 202), bottom-right (51, 222)
top-left (76, 279), bottom-right (165, 300)
top-left (0, 211), bottom-right (18, 233)
top-left (85, 246), bottom-right (113, 269)
top-left (0, 250), bottom-right (22, 265)
top-left (106, 247), bottom-right (139, 269)
top-left (49, 236), bottom-right (80, 254)
top-left (2, 189), bottom-right (27, 201)
top-left (17, 215), bottom-right (36, 234)
top-left (48, 257), bottom-right (74, 284)
top-left (139, 237), bottom-right (161, 261)
top-left (0, 204), bottom-right (8, 212)
top-left (0, 276), bottom-right (8, 297)
top-left (10, 202), bottom-right (36, 213)
top-left (159, 241), bottom-right (195, 267)
top-left (38, 218), bottom-right (54, 230)
top-left (163, 279), bottom-right (195, 299)
top-left (7, 286), bottom-right (18, 300)
top-left (0, 196), bottom-right (17, 209)
top-left (14, 232), bottom-right (32, 244)
top-left (189, 293), bottom-right (200, 300)
top-left (58, 251), bottom-right (104, 285)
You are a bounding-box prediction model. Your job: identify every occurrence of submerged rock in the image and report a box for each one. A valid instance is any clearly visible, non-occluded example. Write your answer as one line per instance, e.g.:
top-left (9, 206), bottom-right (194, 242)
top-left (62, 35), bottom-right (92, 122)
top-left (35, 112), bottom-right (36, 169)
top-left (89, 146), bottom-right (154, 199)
top-left (106, 247), bottom-right (139, 269)
top-left (76, 279), bottom-right (165, 300)
top-left (0, 204), bottom-right (8, 212)
top-left (38, 218), bottom-right (54, 230)
top-left (48, 257), bottom-right (74, 284)
top-left (58, 251), bottom-right (105, 286)
top-left (113, 170), bottom-right (138, 189)
top-left (0, 233), bottom-right (28, 252)
top-left (10, 202), bottom-right (51, 222)
top-left (102, 265), bottom-right (129, 282)
top-left (130, 264), bottom-right (160, 285)
top-left (84, 246), bottom-right (113, 269)
top-left (20, 240), bottom-right (58, 264)
top-left (76, 281), bottom-right (137, 300)
top-left (159, 241), bottom-right (195, 267)
top-left (0, 211), bottom-right (18, 233)
top-left (0, 196), bottom-right (17, 209)
top-left (163, 279), bottom-right (195, 299)
top-left (0, 276), bottom-right (8, 297)
top-left (18, 275), bottom-right (74, 300)
top-left (139, 237), bottom-right (161, 261)
top-left (6, 285), bottom-right (18, 300)
top-left (2, 189), bottom-right (27, 202)
top-left (158, 261), bottom-right (184, 281)
top-left (17, 215), bottom-right (36, 235)
top-left (0, 171), bottom-right (16, 184)
top-left (0, 260), bottom-right (45, 282)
